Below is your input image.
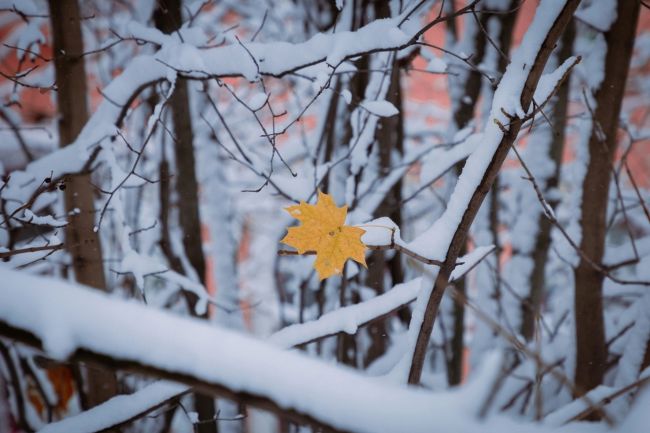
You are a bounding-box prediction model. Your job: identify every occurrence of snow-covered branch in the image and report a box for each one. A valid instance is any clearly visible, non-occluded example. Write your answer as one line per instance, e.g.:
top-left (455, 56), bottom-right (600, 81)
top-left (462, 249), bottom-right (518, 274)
top-left (1, 2), bottom-right (478, 212)
top-left (402, 0), bottom-right (582, 385)
top-left (271, 245), bottom-right (494, 348)
top-left (0, 266), bottom-right (552, 433)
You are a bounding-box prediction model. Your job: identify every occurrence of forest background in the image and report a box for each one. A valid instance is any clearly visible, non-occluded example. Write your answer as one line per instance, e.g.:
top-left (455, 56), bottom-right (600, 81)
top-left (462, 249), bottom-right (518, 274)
top-left (0, 1), bottom-right (649, 432)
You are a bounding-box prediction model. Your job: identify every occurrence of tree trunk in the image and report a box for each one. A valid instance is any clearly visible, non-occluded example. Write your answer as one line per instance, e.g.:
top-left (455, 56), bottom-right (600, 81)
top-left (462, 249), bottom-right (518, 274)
top-left (573, 0), bottom-right (640, 396)
top-left (445, 1), bottom-right (518, 385)
top-left (153, 2), bottom-right (218, 431)
top-left (445, 7), bottom-right (488, 387)
top-left (48, 0), bottom-right (118, 410)
top-left (520, 20), bottom-right (575, 341)
top-left (334, 0), bottom-right (372, 368)
top-left (48, 0), bottom-right (105, 291)
top-left (364, 57), bottom-right (403, 368)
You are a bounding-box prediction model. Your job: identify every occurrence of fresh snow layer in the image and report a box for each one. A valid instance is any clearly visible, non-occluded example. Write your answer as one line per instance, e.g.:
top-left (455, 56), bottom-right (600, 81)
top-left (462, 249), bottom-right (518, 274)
top-left (1, 269), bottom-right (455, 433)
top-left (269, 278), bottom-right (423, 347)
top-left (3, 264), bottom-right (619, 433)
top-left (406, 0), bottom-right (569, 262)
top-left (2, 265), bottom-right (632, 432)
top-left (0, 268), bottom-right (511, 433)
top-left (38, 381), bottom-right (186, 433)
top-left (1, 14), bottom-right (413, 214)
top-left (360, 100), bottom-right (399, 117)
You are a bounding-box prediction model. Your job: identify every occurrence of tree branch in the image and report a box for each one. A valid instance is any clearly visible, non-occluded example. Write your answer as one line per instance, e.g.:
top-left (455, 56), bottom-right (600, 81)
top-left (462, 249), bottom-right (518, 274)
top-left (406, 0), bottom-right (581, 385)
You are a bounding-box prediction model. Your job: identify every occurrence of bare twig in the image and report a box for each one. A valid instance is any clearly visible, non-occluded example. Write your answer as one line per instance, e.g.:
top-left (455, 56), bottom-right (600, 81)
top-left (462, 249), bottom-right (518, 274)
top-left (0, 243), bottom-right (64, 259)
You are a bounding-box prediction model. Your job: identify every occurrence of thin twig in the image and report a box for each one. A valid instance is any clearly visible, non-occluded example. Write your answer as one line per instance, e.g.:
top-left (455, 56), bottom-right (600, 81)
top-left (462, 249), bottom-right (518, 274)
top-left (0, 243), bottom-right (64, 259)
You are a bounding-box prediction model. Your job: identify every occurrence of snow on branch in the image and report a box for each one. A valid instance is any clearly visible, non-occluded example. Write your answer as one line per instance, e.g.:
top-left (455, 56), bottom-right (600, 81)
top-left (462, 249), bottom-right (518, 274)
top-left (12, 246), bottom-right (495, 433)
top-left (37, 381), bottom-right (187, 433)
top-left (31, 240), bottom-right (494, 433)
top-left (0, 266), bottom-right (564, 433)
top-left (271, 245), bottom-right (495, 348)
top-left (270, 278), bottom-right (422, 348)
top-left (400, 0), bottom-right (582, 385)
top-left (1, 1), bottom-right (479, 212)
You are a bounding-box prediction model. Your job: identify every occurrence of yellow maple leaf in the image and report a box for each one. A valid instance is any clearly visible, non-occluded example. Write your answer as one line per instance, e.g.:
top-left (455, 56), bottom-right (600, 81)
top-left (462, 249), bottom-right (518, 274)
top-left (281, 191), bottom-right (367, 280)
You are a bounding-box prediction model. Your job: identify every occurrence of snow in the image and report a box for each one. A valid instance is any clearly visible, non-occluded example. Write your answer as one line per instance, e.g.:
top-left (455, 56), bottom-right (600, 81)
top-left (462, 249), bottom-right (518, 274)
top-left (341, 89), bottom-right (352, 104)
top-left (271, 242), bottom-right (494, 349)
top-left (617, 383), bottom-right (650, 433)
top-left (187, 411), bottom-right (200, 424)
top-left (613, 293), bottom-right (650, 390)
top-left (407, 0), bottom-right (568, 261)
top-left (359, 217), bottom-right (402, 246)
top-left (1, 1), bottom-right (646, 431)
top-left (603, 236), bottom-right (650, 266)
top-left (4, 262), bottom-right (610, 433)
top-left (360, 100), bottom-right (399, 117)
top-left (349, 52), bottom-right (394, 176)
top-left (1, 243), bottom-right (503, 433)
top-left (449, 245), bottom-right (496, 280)
top-left (125, 20), bottom-right (210, 47)
top-left (14, 19), bottom-right (44, 60)
top-left (21, 209), bottom-right (67, 228)
top-left (1, 55), bottom-right (168, 215)
top-left (575, 0), bottom-right (617, 32)
top-left (417, 133), bottom-right (481, 195)
top-left (350, 144), bottom-right (435, 221)
top-left (269, 278), bottom-right (422, 348)
top-left (0, 13), bottom-right (418, 214)
top-left (324, 19), bottom-right (409, 67)
top-left (38, 381), bottom-right (186, 433)
top-left (269, 164), bottom-right (329, 202)
top-left (117, 250), bottom-right (227, 316)
top-left (248, 92), bottom-right (269, 111)
top-left (554, 0), bottom-right (613, 270)
top-left (118, 250), bottom-right (166, 292)
top-left (427, 57), bottom-right (448, 73)
top-left (0, 0), bottom-right (39, 17)
top-left (193, 16), bottom-right (410, 79)
top-left (544, 385), bottom-right (613, 426)
top-left (532, 56), bottom-right (579, 111)
top-left (0, 123), bottom-right (54, 174)
top-left (126, 21), bottom-right (169, 46)
top-left (0, 267), bottom-right (558, 433)
top-left (393, 0), bottom-right (574, 385)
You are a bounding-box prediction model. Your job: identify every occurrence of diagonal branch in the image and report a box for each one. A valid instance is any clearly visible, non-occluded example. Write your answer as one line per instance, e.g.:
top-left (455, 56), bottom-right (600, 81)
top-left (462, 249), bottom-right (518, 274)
top-left (405, 0), bottom-right (581, 385)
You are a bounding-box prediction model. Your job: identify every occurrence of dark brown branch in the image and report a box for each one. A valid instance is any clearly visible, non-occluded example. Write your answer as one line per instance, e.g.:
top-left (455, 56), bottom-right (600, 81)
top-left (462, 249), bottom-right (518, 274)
top-left (0, 243), bottom-right (64, 259)
top-left (568, 376), bottom-right (650, 423)
top-left (407, 0), bottom-right (581, 386)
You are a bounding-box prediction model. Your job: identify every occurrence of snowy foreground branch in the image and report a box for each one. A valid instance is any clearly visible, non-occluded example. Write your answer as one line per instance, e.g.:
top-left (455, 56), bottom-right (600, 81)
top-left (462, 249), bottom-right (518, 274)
top-left (2, 246), bottom-right (492, 433)
top-left (3, 264), bottom-right (643, 433)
